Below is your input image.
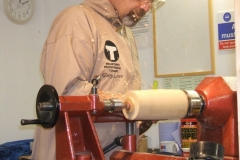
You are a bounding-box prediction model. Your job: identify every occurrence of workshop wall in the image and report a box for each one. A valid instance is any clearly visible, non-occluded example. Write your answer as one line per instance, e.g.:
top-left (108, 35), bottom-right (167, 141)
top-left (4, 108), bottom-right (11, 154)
top-left (0, 0), bottom-right (84, 144)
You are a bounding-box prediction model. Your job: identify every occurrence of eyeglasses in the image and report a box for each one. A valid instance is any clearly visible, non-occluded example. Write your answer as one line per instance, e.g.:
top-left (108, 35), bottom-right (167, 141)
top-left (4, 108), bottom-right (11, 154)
top-left (138, 0), bottom-right (153, 5)
top-left (138, 0), bottom-right (164, 10)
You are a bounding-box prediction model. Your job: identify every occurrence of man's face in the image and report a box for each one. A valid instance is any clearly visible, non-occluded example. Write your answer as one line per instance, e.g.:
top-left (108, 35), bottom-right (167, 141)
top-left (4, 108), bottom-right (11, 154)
top-left (122, 8), bottom-right (146, 27)
top-left (121, 0), bottom-right (152, 27)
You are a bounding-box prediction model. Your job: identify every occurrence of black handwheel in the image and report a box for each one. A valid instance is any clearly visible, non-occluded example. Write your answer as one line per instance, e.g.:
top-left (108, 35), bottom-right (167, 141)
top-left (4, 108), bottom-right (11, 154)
top-left (36, 85), bottom-right (59, 128)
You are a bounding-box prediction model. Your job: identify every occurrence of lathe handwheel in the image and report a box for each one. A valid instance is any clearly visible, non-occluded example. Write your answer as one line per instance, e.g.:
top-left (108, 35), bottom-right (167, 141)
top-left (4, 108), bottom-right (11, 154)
top-left (36, 85), bottom-right (59, 128)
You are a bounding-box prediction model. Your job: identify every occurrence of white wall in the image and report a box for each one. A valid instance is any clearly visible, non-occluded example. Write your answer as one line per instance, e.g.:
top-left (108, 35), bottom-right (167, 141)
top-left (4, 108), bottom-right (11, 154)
top-left (139, 0), bottom-right (236, 91)
top-left (0, 0), bottom-right (236, 148)
top-left (0, 0), bottom-right (83, 144)
top-left (212, 0), bottom-right (236, 76)
top-left (235, 0), bottom-right (240, 156)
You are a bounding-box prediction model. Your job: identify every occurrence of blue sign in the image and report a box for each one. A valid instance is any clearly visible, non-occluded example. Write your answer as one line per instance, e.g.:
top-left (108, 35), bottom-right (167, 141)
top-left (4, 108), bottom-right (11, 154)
top-left (218, 22), bottom-right (235, 41)
top-left (223, 12), bottom-right (231, 22)
top-left (217, 11), bottom-right (235, 50)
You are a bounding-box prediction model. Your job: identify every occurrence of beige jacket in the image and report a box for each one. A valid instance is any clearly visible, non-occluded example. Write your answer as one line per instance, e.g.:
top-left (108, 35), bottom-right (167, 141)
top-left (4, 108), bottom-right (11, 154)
top-left (31, 0), bottom-right (141, 159)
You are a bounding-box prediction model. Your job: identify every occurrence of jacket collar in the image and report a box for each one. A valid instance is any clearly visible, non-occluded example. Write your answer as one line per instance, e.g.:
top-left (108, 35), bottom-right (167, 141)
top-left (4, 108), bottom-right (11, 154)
top-left (83, 0), bottom-right (123, 30)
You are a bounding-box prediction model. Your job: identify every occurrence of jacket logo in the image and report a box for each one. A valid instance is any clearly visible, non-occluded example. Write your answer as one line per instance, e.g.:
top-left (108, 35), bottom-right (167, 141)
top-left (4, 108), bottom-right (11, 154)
top-left (104, 40), bottom-right (119, 62)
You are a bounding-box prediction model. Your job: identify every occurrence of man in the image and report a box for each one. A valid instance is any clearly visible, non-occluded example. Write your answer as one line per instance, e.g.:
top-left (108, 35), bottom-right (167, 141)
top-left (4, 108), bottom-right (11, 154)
top-left (31, 0), bottom-right (152, 159)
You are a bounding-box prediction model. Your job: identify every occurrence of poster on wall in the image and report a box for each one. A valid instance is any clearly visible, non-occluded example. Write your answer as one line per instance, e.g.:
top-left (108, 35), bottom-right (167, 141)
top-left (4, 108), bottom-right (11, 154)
top-left (162, 75), bottom-right (205, 90)
top-left (217, 11), bottom-right (235, 50)
top-left (130, 12), bottom-right (153, 49)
